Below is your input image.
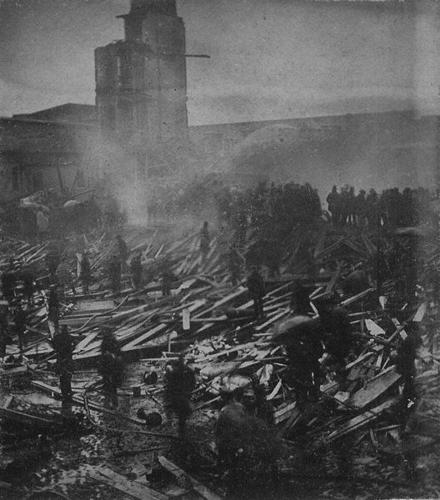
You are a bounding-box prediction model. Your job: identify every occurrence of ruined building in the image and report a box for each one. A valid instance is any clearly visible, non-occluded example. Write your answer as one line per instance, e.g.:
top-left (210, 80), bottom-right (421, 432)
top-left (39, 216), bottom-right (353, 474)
top-left (95, 0), bottom-right (190, 181)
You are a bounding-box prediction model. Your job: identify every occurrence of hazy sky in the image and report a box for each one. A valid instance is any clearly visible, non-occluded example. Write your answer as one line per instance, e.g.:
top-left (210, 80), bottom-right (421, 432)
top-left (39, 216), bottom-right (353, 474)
top-left (0, 0), bottom-right (438, 124)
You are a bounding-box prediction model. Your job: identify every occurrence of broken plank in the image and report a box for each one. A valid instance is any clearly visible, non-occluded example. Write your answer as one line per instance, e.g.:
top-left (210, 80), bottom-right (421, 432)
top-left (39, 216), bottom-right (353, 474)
top-left (88, 466), bottom-right (167, 500)
top-left (158, 456), bottom-right (221, 500)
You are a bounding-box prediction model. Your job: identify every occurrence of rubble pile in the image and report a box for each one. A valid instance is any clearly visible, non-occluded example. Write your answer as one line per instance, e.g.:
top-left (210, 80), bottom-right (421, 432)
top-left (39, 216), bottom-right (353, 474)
top-left (0, 221), bottom-right (439, 499)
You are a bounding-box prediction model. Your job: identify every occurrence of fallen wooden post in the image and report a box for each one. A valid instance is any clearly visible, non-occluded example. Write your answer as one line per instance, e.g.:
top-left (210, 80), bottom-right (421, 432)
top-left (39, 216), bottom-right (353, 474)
top-left (88, 465), bottom-right (167, 500)
top-left (158, 456), bottom-right (222, 500)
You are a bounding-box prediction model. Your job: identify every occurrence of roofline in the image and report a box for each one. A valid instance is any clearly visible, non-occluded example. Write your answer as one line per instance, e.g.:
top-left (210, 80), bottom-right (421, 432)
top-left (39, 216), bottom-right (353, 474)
top-left (0, 116), bottom-right (98, 128)
top-left (188, 109), bottom-right (426, 129)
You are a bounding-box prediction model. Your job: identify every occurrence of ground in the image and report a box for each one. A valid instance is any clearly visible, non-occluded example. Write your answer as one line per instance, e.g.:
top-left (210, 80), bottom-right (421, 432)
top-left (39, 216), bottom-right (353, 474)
top-left (2, 359), bottom-right (440, 500)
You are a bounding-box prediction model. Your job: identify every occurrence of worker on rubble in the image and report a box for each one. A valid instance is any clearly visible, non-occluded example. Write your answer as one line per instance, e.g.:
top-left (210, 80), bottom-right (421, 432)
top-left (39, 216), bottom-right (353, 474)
top-left (130, 251), bottom-right (143, 289)
top-left (161, 262), bottom-right (175, 297)
top-left (200, 221), bottom-right (210, 265)
top-left (395, 322), bottom-right (421, 412)
top-left (116, 235), bottom-right (128, 271)
top-left (227, 244), bottom-right (242, 286)
top-left (246, 266), bottom-right (265, 321)
top-left (52, 325), bottom-right (74, 405)
top-left (216, 383), bottom-right (279, 497)
top-left (79, 252), bottom-right (92, 295)
top-left (242, 375), bottom-right (274, 425)
top-left (99, 329), bottom-right (123, 408)
top-left (21, 266), bottom-right (35, 306)
top-left (216, 387), bottom-right (247, 477)
top-left (342, 267), bottom-right (370, 297)
top-left (0, 304), bottom-right (8, 358)
top-left (108, 254), bottom-right (122, 294)
top-left (2, 259), bottom-right (16, 304)
top-left (282, 318), bottom-right (324, 408)
top-left (47, 285), bottom-right (60, 332)
top-left (315, 296), bottom-right (353, 389)
top-left (290, 280), bottom-right (312, 315)
top-left (46, 245), bottom-right (61, 281)
top-left (164, 355), bottom-right (196, 439)
top-left (13, 301), bottom-right (27, 356)
top-left (56, 259), bottom-right (76, 300)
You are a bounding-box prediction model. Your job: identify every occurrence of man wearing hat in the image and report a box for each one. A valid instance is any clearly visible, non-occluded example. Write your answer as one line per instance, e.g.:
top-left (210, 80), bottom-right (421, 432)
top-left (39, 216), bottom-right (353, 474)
top-left (246, 266), bottom-right (265, 321)
top-left (315, 295), bottom-right (352, 388)
top-left (274, 316), bottom-right (324, 407)
top-left (52, 325), bottom-right (74, 404)
top-left (164, 355), bottom-right (196, 439)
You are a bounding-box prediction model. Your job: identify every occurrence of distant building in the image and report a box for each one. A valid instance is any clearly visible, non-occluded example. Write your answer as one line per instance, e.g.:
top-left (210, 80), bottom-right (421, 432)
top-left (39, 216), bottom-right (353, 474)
top-left (0, 104), bottom-right (99, 202)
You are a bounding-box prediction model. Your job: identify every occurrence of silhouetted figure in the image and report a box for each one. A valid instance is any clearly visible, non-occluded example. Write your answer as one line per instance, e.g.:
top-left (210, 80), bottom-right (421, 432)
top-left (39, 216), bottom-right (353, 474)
top-left (355, 189), bottom-right (368, 226)
top-left (216, 386), bottom-right (279, 498)
top-left (327, 186), bottom-right (339, 224)
top-left (116, 235), bottom-right (128, 270)
top-left (227, 245), bottom-right (242, 286)
top-left (290, 280), bottom-right (312, 315)
top-left (47, 285), bottom-right (60, 332)
top-left (243, 376), bottom-right (274, 425)
top-left (0, 305), bottom-right (8, 358)
top-left (283, 318), bottom-right (324, 407)
top-left (130, 252), bottom-right (143, 289)
top-left (99, 330), bottom-right (123, 408)
top-left (56, 260), bottom-right (76, 300)
top-left (52, 325), bottom-right (74, 404)
top-left (200, 221), bottom-right (210, 264)
top-left (79, 252), bottom-right (92, 295)
top-left (46, 246), bottom-right (61, 280)
top-left (13, 302), bottom-right (27, 356)
top-left (21, 267), bottom-right (35, 306)
top-left (246, 267), bottom-right (265, 321)
top-left (216, 388), bottom-right (247, 477)
top-left (108, 254), bottom-right (122, 294)
top-left (164, 356), bottom-right (196, 439)
top-left (315, 297), bottom-right (352, 389)
top-left (161, 264), bottom-right (175, 297)
top-left (342, 268), bottom-right (369, 297)
top-left (396, 323), bottom-right (421, 411)
top-left (2, 261), bottom-right (16, 304)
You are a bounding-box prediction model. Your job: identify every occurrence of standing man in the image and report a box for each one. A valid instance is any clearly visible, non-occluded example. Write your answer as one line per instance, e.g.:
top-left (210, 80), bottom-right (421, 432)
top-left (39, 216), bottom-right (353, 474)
top-left (200, 221), bottom-right (210, 265)
top-left (227, 244), bottom-right (242, 286)
top-left (164, 356), bottom-right (196, 439)
top-left (283, 318), bottom-right (324, 408)
top-left (315, 296), bottom-right (353, 389)
top-left (56, 259), bottom-right (76, 300)
top-left (0, 303), bottom-right (9, 359)
top-left (13, 301), bottom-right (27, 357)
top-left (116, 235), bottom-right (128, 271)
top-left (52, 325), bottom-right (74, 405)
top-left (21, 266), bottom-right (35, 306)
top-left (246, 266), bottom-right (265, 321)
top-left (47, 285), bottom-right (60, 332)
top-left (99, 329), bottom-right (123, 408)
top-left (395, 323), bottom-right (421, 410)
top-left (290, 280), bottom-right (312, 316)
top-left (161, 262), bottom-right (175, 297)
top-left (2, 259), bottom-right (16, 304)
top-left (108, 254), bottom-right (122, 294)
top-left (130, 251), bottom-right (143, 289)
top-left (79, 252), bottom-right (92, 295)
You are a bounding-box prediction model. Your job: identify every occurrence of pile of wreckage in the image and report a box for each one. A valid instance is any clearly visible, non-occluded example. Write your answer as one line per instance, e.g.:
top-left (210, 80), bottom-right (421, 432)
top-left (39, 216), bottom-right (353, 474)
top-left (1, 222), bottom-right (439, 499)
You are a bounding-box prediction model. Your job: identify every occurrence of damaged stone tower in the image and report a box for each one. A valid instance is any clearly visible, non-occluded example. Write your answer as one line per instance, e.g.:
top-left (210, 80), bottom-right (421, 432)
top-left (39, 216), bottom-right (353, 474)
top-left (95, 0), bottom-right (188, 179)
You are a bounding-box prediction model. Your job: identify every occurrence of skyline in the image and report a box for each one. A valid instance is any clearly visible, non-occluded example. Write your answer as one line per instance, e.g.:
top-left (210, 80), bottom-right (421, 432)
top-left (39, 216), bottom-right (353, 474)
top-left (0, 0), bottom-right (439, 125)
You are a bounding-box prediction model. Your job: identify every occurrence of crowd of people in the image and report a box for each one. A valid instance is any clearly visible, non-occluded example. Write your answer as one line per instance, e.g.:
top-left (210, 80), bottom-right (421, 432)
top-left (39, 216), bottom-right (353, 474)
top-left (326, 185), bottom-right (438, 228)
